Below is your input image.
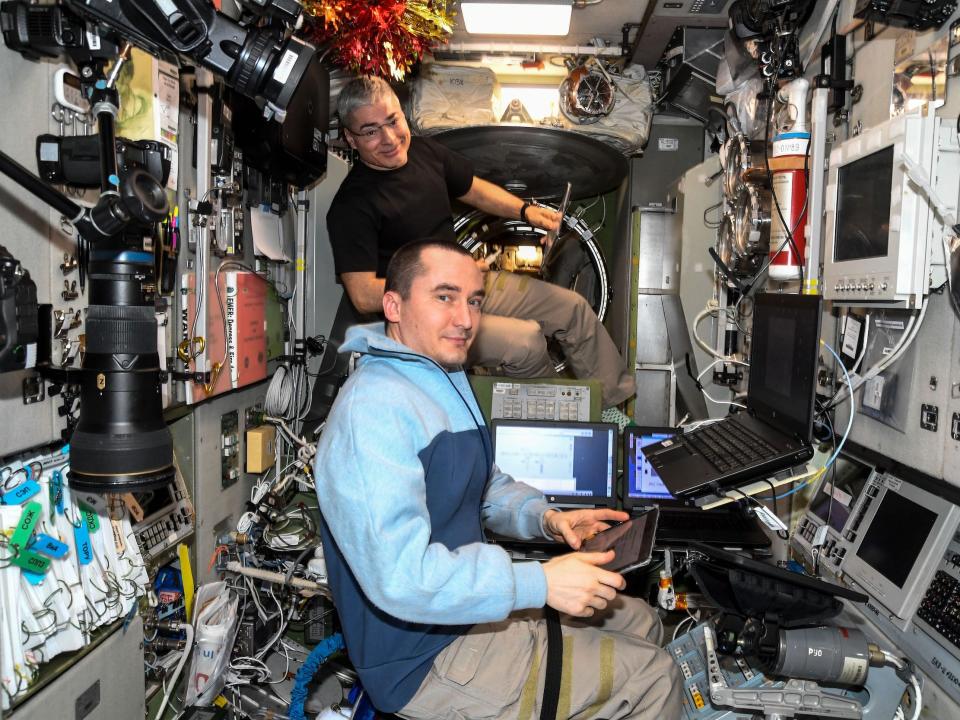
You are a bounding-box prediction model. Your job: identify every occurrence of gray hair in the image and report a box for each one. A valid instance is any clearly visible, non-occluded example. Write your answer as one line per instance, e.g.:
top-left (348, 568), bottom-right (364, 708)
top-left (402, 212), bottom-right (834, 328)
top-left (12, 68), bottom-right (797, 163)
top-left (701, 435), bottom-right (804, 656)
top-left (337, 76), bottom-right (397, 129)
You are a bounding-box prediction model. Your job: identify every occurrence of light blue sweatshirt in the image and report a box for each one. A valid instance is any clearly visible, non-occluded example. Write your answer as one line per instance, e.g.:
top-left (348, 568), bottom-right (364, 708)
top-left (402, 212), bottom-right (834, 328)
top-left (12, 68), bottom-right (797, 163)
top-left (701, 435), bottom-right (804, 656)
top-left (313, 323), bottom-right (553, 711)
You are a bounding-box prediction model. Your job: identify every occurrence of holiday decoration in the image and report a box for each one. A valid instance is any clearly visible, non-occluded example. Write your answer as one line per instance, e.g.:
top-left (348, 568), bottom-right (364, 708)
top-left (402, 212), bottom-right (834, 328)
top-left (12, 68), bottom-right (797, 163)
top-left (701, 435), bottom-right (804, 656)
top-left (304, 0), bottom-right (454, 80)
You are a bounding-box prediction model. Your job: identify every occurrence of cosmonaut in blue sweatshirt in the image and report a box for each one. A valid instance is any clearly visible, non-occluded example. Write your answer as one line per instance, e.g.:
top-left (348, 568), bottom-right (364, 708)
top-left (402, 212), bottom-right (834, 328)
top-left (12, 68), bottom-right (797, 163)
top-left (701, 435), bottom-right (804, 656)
top-left (314, 322), bottom-right (555, 712)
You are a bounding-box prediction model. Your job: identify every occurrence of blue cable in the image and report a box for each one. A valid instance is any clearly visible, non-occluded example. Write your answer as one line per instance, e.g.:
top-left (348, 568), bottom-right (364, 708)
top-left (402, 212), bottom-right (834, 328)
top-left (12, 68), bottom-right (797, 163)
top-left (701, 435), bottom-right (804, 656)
top-left (289, 632), bottom-right (345, 720)
top-left (775, 340), bottom-right (854, 501)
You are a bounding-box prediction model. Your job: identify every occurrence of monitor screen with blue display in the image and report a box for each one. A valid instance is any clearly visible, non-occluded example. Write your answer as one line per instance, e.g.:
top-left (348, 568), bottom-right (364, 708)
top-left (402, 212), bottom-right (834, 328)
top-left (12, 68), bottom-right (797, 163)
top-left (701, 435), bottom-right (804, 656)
top-left (625, 426), bottom-right (676, 506)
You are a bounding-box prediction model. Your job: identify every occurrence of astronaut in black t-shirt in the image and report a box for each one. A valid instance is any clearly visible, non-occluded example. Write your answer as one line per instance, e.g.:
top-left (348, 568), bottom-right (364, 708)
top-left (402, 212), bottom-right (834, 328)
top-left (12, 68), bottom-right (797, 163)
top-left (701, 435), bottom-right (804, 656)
top-left (326, 76), bottom-right (636, 409)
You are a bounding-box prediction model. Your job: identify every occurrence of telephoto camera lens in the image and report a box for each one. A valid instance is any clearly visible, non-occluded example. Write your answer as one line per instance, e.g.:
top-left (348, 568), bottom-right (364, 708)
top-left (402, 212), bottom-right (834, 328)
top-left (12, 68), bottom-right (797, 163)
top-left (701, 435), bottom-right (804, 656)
top-left (69, 171), bottom-right (173, 493)
top-left (69, 304), bottom-right (174, 493)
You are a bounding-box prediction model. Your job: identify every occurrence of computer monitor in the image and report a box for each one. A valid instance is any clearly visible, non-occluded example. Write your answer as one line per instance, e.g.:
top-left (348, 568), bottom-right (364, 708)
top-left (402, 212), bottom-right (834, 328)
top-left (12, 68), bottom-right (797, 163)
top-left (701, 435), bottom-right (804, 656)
top-left (490, 419), bottom-right (616, 506)
top-left (623, 426), bottom-right (679, 510)
top-left (823, 113), bottom-right (939, 307)
top-left (841, 471), bottom-right (960, 621)
top-left (746, 292), bottom-right (822, 444)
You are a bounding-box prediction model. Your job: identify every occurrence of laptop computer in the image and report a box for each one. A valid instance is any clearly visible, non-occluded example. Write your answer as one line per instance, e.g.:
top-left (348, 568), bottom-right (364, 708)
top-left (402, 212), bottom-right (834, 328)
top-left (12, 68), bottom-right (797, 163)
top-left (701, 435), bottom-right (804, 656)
top-left (491, 419), bottom-right (617, 507)
top-left (624, 426), bottom-right (770, 549)
top-left (490, 419), bottom-right (617, 554)
top-left (643, 293), bottom-right (822, 498)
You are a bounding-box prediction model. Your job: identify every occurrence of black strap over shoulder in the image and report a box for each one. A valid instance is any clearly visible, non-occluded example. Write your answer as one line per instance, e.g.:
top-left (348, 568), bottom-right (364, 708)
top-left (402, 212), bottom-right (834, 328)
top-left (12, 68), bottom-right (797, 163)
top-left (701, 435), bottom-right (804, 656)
top-left (539, 606), bottom-right (563, 720)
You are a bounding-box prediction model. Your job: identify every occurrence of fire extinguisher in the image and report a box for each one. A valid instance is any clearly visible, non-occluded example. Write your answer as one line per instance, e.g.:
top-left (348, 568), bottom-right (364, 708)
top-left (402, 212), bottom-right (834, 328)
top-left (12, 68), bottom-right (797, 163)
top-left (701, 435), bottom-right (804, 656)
top-left (769, 78), bottom-right (810, 282)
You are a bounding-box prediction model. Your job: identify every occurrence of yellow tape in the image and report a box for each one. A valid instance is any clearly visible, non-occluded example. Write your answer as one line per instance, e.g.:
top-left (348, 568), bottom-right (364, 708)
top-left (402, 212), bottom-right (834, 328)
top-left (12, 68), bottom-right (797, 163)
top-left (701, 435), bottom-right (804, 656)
top-left (178, 543), bottom-right (195, 620)
top-left (580, 637), bottom-right (615, 720)
top-left (556, 636), bottom-right (574, 719)
top-left (802, 277), bottom-right (820, 296)
top-left (517, 647), bottom-right (542, 720)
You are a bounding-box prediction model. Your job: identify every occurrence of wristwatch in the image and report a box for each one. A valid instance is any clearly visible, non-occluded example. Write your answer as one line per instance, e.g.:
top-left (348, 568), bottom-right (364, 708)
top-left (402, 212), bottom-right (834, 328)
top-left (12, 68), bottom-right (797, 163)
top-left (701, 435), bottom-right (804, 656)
top-left (519, 201), bottom-right (532, 223)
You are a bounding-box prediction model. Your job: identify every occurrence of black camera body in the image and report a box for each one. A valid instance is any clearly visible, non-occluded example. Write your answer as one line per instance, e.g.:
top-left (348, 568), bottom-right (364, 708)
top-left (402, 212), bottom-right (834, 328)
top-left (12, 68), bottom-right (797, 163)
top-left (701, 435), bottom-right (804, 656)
top-left (728, 0), bottom-right (814, 78)
top-left (730, 0), bottom-right (814, 36)
top-left (37, 134), bottom-right (172, 190)
top-left (0, 245), bottom-right (39, 373)
top-left (0, 0), bottom-right (119, 63)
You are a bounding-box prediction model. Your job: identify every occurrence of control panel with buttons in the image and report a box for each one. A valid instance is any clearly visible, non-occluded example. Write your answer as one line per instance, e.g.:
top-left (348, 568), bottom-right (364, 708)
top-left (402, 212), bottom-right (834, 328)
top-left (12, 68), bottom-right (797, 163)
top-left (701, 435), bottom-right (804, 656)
top-left (828, 275), bottom-right (890, 300)
top-left (791, 462), bottom-right (881, 575)
top-left (132, 468), bottom-right (195, 563)
top-left (490, 382), bottom-right (591, 421)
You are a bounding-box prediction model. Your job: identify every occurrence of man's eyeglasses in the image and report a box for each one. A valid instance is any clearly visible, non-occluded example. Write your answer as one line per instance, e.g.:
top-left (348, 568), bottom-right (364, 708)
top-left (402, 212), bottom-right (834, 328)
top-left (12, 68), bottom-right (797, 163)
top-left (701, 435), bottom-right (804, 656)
top-left (346, 117), bottom-right (402, 141)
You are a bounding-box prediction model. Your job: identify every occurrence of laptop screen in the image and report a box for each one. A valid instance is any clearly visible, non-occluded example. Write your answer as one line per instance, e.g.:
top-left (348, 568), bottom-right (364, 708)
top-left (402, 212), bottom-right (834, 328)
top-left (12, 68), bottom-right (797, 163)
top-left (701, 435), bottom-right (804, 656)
top-left (746, 293), bottom-right (823, 440)
top-left (624, 427), bottom-right (676, 506)
top-left (491, 420), bottom-right (616, 506)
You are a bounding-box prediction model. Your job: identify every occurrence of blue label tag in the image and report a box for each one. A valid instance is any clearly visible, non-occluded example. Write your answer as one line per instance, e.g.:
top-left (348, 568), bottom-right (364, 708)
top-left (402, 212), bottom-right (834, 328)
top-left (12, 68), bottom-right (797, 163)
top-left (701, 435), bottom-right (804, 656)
top-left (74, 519), bottom-right (93, 565)
top-left (51, 471), bottom-right (65, 514)
top-left (22, 570), bottom-right (45, 586)
top-left (2, 479), bottom-right (41, 505)
top-left (32, 533), bottom-right (69, 559)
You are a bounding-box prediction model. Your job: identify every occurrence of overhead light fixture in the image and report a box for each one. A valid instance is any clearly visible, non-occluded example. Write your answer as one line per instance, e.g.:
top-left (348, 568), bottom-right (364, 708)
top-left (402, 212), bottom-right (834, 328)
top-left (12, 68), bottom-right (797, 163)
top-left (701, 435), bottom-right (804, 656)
top-left (461, 0), bottom-right (573, 36)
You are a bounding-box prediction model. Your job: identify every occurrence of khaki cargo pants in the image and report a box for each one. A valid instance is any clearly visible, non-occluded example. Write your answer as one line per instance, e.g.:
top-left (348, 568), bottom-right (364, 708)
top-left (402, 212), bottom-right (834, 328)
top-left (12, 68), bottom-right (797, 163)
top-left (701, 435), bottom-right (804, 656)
top-left (469, 271), bottom-right (636, 409)
top-left (398, 595), bottom-right (683, 720)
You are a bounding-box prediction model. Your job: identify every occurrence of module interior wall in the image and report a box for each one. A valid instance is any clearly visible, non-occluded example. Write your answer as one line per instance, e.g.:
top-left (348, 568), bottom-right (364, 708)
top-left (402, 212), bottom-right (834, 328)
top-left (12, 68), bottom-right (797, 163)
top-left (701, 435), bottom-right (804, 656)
top-left (841, 292), bottom-right (958, 484)
top-left (0, 45), bottom-right (74, 457)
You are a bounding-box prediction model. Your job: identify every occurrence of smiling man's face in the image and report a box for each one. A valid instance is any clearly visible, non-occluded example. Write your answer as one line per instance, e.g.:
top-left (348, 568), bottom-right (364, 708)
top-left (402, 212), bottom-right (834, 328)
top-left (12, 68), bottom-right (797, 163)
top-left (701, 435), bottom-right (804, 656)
top-left (383, 246), bottom-right (485, 368)
top-left (344, 94), bottom-right (412, 171)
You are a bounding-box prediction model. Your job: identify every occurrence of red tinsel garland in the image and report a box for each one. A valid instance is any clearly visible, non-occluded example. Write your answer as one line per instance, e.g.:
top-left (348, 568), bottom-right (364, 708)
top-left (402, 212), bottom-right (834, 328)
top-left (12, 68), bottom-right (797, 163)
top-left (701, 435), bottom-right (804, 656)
top-left (303, 0), bottom-right (453, 80)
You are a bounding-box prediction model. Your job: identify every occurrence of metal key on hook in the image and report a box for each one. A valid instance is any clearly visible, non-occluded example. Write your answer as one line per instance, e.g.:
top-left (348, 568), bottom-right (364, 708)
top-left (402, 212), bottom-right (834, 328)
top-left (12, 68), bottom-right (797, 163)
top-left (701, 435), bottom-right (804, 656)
top-left (53, 310), bottom-right (67, 339)
top-left (54, 309), bottom-right (81, 340)
top-left (60, 252), bottom-right (78, 274)
top-left (75, 112), bottom-right (90, 136)
top-left (51, 103), bottom-right (65, 135)
top-left (56, 337), bottom-right (70, 366)
top-left (50, 103), bottom-right (84, 196)
top-left (61, 280), bottom-right (78, 301)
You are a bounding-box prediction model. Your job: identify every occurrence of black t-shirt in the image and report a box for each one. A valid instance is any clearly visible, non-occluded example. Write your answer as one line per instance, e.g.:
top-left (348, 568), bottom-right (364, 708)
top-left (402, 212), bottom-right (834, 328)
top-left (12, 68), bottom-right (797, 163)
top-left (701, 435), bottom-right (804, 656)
top-left (327, 136), bottom-right (475, 277)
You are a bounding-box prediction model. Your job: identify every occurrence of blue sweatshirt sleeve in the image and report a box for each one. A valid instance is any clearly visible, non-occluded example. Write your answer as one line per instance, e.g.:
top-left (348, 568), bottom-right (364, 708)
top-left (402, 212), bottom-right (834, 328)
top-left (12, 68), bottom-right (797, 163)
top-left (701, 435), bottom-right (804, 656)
top-left (314, 380), bottom-right (547, 625)
top-left (481, 465), bottom-right (554, 540)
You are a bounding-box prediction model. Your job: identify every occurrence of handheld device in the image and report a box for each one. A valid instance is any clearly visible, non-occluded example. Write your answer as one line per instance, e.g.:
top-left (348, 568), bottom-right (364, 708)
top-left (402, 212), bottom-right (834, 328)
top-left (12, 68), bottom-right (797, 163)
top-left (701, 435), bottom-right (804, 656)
top-left (580, 508), bottom-right (659, 573)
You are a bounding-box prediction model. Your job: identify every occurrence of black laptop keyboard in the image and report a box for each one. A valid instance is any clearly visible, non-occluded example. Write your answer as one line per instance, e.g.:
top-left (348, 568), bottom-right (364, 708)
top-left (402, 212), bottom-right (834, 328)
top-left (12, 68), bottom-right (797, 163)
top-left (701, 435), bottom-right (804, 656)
top-left (679, 421), bottom-right (779, 473)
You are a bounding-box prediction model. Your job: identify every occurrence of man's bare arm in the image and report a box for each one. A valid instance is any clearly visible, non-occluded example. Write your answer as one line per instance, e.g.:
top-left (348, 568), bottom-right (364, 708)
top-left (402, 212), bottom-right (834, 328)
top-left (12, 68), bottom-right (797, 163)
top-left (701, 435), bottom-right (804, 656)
top-left (458, 177), bottom-right (560, 233)
top-left (341, 272), bottom-right (386, 314)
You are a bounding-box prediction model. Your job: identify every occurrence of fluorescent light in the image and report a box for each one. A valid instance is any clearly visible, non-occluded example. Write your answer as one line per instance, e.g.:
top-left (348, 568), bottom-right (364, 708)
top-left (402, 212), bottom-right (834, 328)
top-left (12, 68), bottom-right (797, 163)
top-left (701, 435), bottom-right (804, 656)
top-left (499, 86), bottom-right (559, 121)
top-left (461, 0), bottom-right (573, 36)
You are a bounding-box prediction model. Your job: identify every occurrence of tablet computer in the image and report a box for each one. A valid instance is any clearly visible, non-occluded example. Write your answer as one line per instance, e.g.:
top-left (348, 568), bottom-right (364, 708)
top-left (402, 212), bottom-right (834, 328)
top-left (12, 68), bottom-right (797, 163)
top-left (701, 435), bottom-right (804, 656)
top-left (580, 507), bottom-right (659, 573)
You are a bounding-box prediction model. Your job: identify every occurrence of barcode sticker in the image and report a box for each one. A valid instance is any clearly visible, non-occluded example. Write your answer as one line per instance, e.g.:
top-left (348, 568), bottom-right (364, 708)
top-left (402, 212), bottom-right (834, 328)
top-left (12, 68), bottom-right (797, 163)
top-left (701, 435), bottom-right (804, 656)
top-left (753, 504), bottom-right (788, 532)
top-left (272, 50), bottom-right (299, 84)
